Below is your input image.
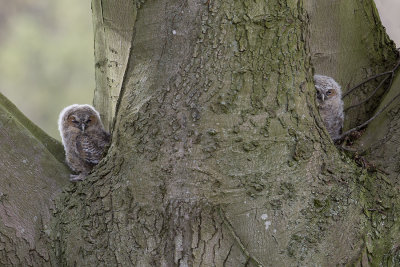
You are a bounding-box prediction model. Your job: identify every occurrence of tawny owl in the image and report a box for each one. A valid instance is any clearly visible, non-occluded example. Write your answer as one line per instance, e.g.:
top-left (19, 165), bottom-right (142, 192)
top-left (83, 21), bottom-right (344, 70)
top-left (58, 104), bottom-right (110, 181)
top-left (314, 74), bottom-right (344, 141)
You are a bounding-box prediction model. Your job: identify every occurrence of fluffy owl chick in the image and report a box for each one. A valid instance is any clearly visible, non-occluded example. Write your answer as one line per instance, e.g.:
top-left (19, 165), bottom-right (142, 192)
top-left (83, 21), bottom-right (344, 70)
top-left (58, 104), bottom-right (110, 181)
top-left (314, 75), bottom-right (344, 140)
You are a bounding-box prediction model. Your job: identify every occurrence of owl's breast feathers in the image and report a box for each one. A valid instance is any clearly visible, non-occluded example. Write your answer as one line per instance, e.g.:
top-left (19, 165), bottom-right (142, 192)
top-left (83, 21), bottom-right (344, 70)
top-left (76, 131), bottom-right (110, 165)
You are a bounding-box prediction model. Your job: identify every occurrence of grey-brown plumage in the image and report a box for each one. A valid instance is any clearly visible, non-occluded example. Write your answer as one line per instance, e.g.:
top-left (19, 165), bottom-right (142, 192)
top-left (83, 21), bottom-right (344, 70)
top-left (58, 104), bottom-right (110, 181)
top-left (314, 75), bottom-right (344, 140)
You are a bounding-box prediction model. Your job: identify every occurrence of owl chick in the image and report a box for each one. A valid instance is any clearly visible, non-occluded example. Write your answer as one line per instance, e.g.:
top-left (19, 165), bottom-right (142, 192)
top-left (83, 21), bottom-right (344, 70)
top-left (314, 75), bottom-right (344, 141)
top-left (58, 104), bottom-right (110, 181)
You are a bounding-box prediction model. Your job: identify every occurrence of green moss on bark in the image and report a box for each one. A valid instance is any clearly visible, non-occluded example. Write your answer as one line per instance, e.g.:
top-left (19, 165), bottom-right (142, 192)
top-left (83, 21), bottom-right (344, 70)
top-left (0, 92), bottom-right (65, 163)
top-left (49, 0), bottom-right (400, 266)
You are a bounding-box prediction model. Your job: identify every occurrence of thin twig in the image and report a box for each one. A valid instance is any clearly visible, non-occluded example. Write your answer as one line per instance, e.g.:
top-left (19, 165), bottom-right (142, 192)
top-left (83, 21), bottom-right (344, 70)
top-left (342, 59), bottom-right (400, 98)
top-left (342, 71), bottom-right (393, 98)
top-left (388, 72), bottom-right (396, 91)
top-left (338, 58), bottom-right (400, 139)
top-left (339, 90), bottom-right (400, 139)
top-left (344, 74), bottom-right (391, 112)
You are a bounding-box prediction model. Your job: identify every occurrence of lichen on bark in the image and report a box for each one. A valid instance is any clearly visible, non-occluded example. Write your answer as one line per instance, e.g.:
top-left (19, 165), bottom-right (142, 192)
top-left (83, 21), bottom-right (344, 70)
top-left (0, 93), bottom-right (69, 266)
top-left (0, 0), bottom-right (395, 266)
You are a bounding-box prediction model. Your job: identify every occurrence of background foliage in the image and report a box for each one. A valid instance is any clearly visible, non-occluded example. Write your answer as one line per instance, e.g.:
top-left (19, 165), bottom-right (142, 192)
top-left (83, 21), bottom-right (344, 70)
top-left (0, 0), bottom-right (93, 139)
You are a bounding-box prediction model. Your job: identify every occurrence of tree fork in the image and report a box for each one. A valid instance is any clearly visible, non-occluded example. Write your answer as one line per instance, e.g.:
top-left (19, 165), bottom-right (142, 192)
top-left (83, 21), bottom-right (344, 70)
top-left (51, 0), bottom-right (400, 265)
top-left (1, 0), bottom-right (400, 266)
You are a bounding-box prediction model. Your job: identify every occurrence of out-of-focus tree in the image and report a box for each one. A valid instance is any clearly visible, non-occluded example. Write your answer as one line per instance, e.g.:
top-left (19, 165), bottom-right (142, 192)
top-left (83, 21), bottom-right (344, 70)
top-left (0, 0), bottom-right (94, 139)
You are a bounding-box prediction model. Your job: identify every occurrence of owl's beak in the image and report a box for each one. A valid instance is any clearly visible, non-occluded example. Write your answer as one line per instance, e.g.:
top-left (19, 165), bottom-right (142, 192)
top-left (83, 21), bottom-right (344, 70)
top-left (81, 123), bottom-right (86, 132)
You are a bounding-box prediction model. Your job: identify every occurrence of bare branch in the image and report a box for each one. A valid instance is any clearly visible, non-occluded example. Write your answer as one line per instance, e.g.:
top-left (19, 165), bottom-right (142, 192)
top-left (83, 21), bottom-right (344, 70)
top-left (344, 75), bottom-right (391, 112)
top-left (339, 90), bottom-right (400, 139)
top-left (342, 59), bottom-right (400, 98)
top-left (338, 58), bottom-right (400, 140)
top-left (342, 71), bottom-right (392, 98)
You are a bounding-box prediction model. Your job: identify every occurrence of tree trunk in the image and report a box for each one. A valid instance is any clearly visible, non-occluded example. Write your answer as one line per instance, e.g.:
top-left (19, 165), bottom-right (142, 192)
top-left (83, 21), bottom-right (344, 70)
top-left (307, 0), bottom-right (397, 128)
top-left (2, 0), bottom-right (400, 266)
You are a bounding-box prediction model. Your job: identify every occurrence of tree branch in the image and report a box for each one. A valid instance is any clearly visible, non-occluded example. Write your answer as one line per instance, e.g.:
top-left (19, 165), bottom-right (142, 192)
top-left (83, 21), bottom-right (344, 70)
top-left (339, 58), bottom-right (400, 139)
top-left (344, 74), bottom-right (391, 112)
top-left (340, 89), bottom-right (400, 139)
top-left (342, 71), bottom-right (393, 98)
top-left (343, 59), bottom-right (400, 99)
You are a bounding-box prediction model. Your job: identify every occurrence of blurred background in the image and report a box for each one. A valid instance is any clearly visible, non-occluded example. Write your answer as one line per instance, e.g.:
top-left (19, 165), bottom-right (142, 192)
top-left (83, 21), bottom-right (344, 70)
top-left (375, 0), bottom-right (400, 46)
top-left (0, 0), bottom-right (398, 140)
top-left (0, 0), bottom-right (94, 139)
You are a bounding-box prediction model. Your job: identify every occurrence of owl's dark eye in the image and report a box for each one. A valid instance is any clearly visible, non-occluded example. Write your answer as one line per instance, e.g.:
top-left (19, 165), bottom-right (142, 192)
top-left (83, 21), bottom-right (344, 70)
top-left (87, 119), bottom-right (92, 123)
top-left (326, 90), bottom-right (332, 96)
top-left (72, 120), bottom-right (79, 125)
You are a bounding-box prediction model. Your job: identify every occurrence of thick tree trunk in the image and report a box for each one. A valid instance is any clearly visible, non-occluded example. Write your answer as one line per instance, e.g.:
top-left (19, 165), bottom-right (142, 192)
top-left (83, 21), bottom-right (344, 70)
top-left (2, 0), bottom-right (400, 266)
top-left (52, 0), bottom-right (400, 265)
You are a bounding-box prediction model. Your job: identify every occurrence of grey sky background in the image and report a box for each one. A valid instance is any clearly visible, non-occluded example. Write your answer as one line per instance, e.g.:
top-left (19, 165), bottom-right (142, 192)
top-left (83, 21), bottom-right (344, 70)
top-left (375, 0), bottom-right (400, 46)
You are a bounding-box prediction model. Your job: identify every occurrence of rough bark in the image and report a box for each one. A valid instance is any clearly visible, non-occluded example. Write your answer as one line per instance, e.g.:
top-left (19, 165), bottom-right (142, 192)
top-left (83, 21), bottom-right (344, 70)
top-left (92, 0), bottom-right (136, 131)
top-left (0, 93), bottom-right (69, 266)
top-left (2, 0), bottom-right (400, 266)
top-left (307, 0), bottom-right (397, 129)
top-left (50, 0), bottom-right (400, 266)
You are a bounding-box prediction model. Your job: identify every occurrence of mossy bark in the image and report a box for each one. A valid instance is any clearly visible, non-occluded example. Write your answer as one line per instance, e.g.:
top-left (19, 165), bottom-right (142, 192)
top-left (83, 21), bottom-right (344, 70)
top-left (2, 0), bottom-right (400, 266)
top-left (0, 93), bottom-right (69, 266)
top-left (307, 2), bottom-right (400, 263)
top-left (307, 0), bottom-right (397, 129)
top-left (50, 0), bottom-right (400, 265)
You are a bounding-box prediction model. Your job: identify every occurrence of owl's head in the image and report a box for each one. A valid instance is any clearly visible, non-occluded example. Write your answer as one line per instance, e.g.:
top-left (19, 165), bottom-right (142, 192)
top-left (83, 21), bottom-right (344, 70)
top-left (58, 104), bottom-right (103, 136)
top-left (314, 74), bottom-right (342, 103)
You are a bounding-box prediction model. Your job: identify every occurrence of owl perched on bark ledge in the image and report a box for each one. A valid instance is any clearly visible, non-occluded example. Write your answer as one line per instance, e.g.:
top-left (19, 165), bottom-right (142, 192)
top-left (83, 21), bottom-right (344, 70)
top-left (314, 75), bottom-right (344, 141)
top-left (58, 104), bottom-right (110, 181)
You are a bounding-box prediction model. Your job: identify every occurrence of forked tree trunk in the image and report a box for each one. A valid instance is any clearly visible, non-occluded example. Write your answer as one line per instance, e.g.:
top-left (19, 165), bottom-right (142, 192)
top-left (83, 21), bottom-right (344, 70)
top-left (1, 0), bottom-right (400, 266)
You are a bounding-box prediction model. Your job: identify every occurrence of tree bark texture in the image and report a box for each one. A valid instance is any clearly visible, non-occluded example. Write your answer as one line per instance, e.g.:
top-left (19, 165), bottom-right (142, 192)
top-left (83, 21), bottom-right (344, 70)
top-left (307, 0), bottom-right (398, 130)
top-left (0, 93), bottom-right (69, 266)
top-left (50, 0), bottom-right (400, 266)
top-left (2, 0), bottom-right (400, 266)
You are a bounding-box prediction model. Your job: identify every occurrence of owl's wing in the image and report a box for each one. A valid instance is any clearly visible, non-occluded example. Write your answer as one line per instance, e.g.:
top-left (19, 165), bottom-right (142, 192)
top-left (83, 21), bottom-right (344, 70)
top-left (76, 131), bottom-right (110, 165)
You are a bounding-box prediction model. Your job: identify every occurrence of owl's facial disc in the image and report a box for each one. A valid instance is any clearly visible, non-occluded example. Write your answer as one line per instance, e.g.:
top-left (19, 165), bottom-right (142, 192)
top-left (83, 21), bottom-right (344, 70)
top-left (68, 115), bottom-right (81, 127)
top-left (81, 115), bottom-right (96, 132)
top-left (325, 89), bottom-right (336, 98)
top-left (67, 114), bottom-right (88, 132)
top-left (85, 115), bottom-right (96, 125)
top-left (316, 90), bottom-right (325, 101)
